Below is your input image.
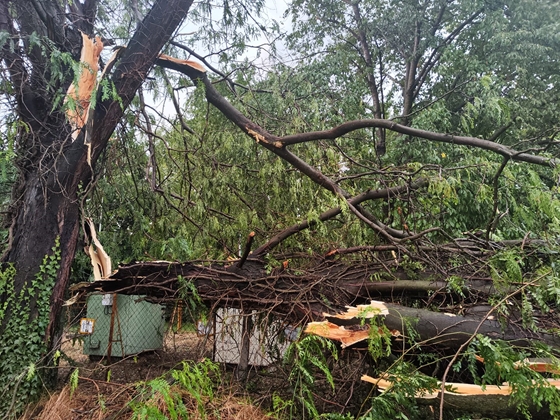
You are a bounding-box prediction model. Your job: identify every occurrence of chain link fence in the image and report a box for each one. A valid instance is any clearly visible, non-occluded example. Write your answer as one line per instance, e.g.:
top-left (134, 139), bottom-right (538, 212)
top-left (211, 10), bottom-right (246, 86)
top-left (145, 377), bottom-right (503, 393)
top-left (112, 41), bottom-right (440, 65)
top-left (61, 293), bottom-right (298, 373)
top-left (58, 292), bottom-right (370, 416)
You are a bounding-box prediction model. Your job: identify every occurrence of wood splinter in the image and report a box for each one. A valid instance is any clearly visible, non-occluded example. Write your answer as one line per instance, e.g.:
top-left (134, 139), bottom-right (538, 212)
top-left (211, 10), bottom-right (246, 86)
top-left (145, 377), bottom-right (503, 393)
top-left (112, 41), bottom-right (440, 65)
top-left (65, 32), bottom-right (104, 141)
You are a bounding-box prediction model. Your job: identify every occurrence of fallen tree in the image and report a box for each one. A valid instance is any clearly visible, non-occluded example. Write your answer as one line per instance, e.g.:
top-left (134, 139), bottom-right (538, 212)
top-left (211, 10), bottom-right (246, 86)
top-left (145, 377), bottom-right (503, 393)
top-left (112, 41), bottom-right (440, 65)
top-left (3, 0), bottom-right (560, 418)
top-left (73, 237), bottom-right (560, 418)
top-left (76, 238), bottom-right (560, 351)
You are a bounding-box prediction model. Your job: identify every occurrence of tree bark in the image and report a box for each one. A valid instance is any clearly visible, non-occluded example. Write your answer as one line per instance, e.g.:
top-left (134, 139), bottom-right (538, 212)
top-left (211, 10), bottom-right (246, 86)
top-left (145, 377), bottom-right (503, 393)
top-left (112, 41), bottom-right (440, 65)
top-left (349, 1), bottom-right (386, 155)
top-left (0, 0), bottom-right (194, 379)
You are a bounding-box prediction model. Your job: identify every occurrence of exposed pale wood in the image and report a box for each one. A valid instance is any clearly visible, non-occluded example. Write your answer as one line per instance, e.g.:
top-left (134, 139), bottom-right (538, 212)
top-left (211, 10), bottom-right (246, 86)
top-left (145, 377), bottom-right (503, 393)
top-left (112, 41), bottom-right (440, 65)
top-left (362, 374), bottom-right (560, 397)
top-left (158, 53), bottom-right (206, 72)
top-left (305, 321), bottom-right (372, 348)
top-left (306, 302), bottom-right (399, 347)
top-left (361, 375), bottom-right (438, 398)
top-left (65, 32), bottom-right (103, 140)
top-left (85, 218), bottom-right (111, 280)
top-left (323, 301), bottom-right (389, 318)
top-left (476, 355), bottom-right (560, 375)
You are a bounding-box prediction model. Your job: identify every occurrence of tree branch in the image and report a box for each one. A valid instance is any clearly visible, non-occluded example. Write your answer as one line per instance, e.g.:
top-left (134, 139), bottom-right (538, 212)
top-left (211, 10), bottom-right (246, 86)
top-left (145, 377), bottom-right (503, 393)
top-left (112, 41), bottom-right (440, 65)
top-left (236, 231), bottom-right (255, 269)
top-left (253, 179), bottom-right (428, 256)
top-left (485, 156), bottom-right (510, 240)
top-left (82, 0), bottom-right (195, 168)
top-left (348, 1), bottom-right (385, 155)
top-left (413, 7), bottom-right (484, 102)
top-left (278, 120), bottom-right (556, 167)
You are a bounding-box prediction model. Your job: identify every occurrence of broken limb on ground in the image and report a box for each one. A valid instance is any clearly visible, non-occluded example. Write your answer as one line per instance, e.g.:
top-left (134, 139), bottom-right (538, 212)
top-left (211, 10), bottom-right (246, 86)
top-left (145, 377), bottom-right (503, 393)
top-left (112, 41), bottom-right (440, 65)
top-left (73, 239), bottom-right (560, 418)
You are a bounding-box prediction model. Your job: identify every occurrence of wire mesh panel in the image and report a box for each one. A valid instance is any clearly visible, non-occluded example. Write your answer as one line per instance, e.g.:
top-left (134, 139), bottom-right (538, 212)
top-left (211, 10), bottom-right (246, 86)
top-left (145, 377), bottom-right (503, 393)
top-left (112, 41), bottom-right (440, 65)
top-left (213, 307), bottom-right (296, 366)
top-left (82, 294), bottom-right (166, 357)
top-left (62, 295), bottom-right (300, 382)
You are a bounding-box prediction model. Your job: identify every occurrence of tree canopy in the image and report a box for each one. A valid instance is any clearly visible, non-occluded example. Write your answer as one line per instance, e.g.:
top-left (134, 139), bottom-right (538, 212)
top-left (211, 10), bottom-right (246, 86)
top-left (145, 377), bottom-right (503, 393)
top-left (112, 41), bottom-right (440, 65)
top-left (1, 0), bottom-right (560, 418)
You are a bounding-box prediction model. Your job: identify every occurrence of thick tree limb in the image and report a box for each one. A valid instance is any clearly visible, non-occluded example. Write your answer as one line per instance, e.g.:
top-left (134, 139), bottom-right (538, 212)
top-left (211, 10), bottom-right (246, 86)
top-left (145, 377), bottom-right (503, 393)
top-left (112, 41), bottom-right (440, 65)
top-left (74, 248), bottom-right (560, 351)
top-left (75, 262), bottom-right (560, 350)
top-left (82, 0), bottom-right (195, 167)
top-left (157, 59), bottom-right (434, 249)
top-left (279, 120), bottom-right (556, 167)
top-left (157, 57), bottom-right (556, 259)
top-left (156, 58), bottom-right (350, 196)
top-left (362, 375), bottom-right (556, 419)
top-left (28, 0), bottom-right (67, 47)
top-left (253, 179), bottom-right (428, 256)
top-left (312, 299), bottom-right (560, 350)
top-left (381, 302), bottom-right (560, 350)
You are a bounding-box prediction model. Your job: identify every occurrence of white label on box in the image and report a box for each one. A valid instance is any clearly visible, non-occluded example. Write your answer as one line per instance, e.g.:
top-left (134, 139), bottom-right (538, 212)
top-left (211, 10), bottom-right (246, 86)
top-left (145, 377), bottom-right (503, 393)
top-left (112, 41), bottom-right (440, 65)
top-left (101, 294), bottom-right (113, 306)
top-left (79, 318), bottom-right (95, 334)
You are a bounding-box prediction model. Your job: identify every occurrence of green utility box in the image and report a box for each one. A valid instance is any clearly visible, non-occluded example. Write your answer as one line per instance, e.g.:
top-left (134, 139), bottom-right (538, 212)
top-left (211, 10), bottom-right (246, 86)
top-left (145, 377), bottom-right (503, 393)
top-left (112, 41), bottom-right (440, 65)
top-left (82, 294), bottom-right (165, 357)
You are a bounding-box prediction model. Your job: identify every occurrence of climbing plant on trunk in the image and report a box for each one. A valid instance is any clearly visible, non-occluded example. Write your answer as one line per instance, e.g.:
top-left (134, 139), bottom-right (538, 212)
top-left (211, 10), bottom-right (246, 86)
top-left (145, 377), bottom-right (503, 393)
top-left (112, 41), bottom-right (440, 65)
top-left (0, 0), bottom-right (194, 413)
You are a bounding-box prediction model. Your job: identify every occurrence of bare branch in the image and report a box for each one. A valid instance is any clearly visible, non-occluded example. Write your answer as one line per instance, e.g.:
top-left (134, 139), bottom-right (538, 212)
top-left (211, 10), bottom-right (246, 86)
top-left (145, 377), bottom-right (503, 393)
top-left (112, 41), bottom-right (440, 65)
top-left (279, 120), bottom-right (556, 167)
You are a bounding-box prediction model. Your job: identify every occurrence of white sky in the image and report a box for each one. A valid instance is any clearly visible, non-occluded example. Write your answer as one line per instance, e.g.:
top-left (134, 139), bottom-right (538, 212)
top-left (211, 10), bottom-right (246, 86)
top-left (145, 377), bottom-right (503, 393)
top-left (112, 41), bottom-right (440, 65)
top-left (143, 0), bottom-right (293, 125)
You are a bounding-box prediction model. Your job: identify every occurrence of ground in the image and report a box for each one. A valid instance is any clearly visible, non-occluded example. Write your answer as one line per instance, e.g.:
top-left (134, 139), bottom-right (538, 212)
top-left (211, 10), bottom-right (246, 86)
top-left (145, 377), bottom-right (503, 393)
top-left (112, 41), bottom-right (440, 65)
top-left (21, 330), bottom-right (267, 419)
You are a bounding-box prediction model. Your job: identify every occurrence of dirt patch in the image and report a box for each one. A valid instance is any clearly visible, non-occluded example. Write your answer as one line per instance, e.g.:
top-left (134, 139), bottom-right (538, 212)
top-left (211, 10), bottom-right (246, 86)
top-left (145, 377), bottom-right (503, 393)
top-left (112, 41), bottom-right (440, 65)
top-left (22, 331), bottom-right (238, 419)
top-left (58, 329), bottom-right (213, 385)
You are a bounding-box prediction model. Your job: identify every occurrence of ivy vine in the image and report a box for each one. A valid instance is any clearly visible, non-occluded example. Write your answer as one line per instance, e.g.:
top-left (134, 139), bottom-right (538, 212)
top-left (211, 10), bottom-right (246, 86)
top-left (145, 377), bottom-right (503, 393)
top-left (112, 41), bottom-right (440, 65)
top-left (0, 237), bottom-right (61, 418)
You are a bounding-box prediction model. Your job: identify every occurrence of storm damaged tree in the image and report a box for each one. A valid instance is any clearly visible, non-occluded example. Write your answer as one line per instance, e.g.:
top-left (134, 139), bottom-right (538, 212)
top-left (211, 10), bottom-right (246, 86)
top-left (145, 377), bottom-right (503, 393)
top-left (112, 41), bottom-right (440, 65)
top-left (0, 0), bottom-right (196, 412)
top-left (108, 1), bottom-right (560, 417)
top-left (2, 0), bottom-right (560, 418)
top-left (79, 0), bottom-right (560, 416)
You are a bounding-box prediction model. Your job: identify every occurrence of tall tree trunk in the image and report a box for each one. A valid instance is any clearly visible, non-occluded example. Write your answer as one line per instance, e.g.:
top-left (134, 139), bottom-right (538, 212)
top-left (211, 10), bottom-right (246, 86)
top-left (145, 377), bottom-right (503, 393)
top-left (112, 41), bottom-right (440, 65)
top-left (349, 1), bottom-right (386, 156)
top-left (0, 0), bottom-right (194, 410)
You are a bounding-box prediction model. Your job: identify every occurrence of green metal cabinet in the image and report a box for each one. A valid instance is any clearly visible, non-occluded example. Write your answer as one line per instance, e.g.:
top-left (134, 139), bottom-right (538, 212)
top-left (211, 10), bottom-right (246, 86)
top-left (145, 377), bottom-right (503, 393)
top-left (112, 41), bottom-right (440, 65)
top-left (83, 294), bottom-right (165, 357)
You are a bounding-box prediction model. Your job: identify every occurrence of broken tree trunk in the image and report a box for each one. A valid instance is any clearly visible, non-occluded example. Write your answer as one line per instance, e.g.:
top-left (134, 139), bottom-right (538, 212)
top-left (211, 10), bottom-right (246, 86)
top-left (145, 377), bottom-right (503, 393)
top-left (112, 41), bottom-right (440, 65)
top-left (75, 244), bottom-right (560, 352)
top-left (305, 301), bottom-right (560, 350)
top-left (361, 375), bottom-right (557, 419)
top-left (0, 0), bottom-right (196, 398)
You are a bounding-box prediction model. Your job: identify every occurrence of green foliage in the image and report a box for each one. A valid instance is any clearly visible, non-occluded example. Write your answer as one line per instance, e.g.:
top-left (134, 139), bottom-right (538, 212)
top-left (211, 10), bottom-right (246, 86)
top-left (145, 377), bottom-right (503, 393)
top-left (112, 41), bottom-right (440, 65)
top-left (185, 0), bottom-right (269, 63)
top-left (490, 249), bottom-right (524, 291)
top-left (268, 393), bottom-right (295, 419)
top-left (2, 1), bottom-right (560, 418)
top-left (131, 378), bottom-right (189, 420)
top-left (69, 368), bottom-right (79, 397)
top-left (530, 266), bottom-right (560, 316)
top-left (0, 238), bottom-right (61, 418)
top-left (84, 0), bottom-right (560, 263)
top-left (284, 336), bottom-right (339, 418)
top-left (447, 275), bottom-right (466, 298)
top-left (470, 336), bottom-right (560, 418)
top-left (172, 359), bottom-right (220, 416)
top-left (177, 275), bottom-right (203, 310)
top-left (362, 363), bottom-right (438, 420)
top-left (361, 317), bottom-right (392, 361)
top-left (398, 255), bottom-right (425, 280)
top-left (130, 359), bottom-right (220, 420)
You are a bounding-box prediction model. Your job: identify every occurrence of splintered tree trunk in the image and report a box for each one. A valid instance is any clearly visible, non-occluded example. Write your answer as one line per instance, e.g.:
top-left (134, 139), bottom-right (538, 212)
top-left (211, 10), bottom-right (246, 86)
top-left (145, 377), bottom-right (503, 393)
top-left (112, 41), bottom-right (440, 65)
top-left (0, 0), bottom-right (195, 398)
